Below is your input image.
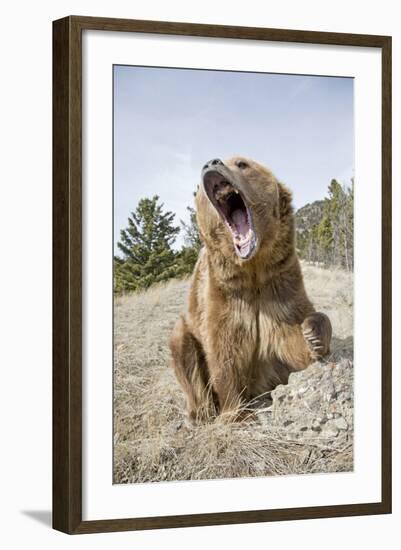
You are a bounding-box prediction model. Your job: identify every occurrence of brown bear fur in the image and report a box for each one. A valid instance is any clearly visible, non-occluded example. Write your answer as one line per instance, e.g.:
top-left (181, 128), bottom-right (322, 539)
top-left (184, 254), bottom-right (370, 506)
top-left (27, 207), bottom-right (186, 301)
top-left (170, 156), bottom-right (332, 422)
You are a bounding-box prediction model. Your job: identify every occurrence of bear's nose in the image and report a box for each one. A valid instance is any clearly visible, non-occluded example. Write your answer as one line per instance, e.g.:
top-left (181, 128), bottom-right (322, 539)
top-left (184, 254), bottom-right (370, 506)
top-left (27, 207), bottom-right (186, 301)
top-left (203, 158), bottom-right (223, 171)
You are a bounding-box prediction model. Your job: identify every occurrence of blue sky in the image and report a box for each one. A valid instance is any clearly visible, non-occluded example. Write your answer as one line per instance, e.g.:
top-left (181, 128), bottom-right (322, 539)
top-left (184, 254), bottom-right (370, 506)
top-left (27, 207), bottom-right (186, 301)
top-left (114, 65), bottom-right (353, 252)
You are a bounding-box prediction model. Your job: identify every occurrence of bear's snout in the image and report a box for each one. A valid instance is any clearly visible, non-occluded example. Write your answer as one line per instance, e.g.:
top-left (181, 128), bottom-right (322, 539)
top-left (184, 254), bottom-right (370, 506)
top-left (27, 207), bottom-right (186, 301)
top-left (202, 158), bottom-right (224, 172)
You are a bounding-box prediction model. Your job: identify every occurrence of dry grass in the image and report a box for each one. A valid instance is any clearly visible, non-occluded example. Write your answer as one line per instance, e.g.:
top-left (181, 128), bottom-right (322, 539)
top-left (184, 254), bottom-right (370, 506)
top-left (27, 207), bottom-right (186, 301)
top-left (113, 264), bottom-right (353, 484)
top-left (301, 263), bottom-right (353, 361)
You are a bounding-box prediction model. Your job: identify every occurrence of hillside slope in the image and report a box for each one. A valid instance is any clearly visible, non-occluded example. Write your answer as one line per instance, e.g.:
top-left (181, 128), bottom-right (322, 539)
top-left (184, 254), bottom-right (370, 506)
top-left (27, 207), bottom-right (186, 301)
top-left (113, 264), bottom-right (353, 483)
top-left (295, 200), bottom-right (325, 237)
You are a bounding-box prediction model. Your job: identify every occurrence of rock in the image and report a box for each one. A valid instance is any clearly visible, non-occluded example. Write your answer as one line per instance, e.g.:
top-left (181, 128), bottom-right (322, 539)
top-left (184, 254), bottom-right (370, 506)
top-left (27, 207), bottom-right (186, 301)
top-left (332, 416), bottom-right (348, 431)
top-left (269, 359), bottom-right (353, 449)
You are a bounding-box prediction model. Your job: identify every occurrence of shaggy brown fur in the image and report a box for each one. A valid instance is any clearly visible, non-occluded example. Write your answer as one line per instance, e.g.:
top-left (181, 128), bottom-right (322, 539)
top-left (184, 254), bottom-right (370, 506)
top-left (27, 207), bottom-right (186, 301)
top-left (170, 157), bottom-right (332, 422)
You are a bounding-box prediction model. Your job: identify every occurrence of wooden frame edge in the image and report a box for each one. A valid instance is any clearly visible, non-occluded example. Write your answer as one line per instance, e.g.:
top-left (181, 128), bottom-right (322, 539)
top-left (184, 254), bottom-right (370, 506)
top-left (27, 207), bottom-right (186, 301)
top-left (381, 35), bottom-right (392, 515)
top-left (66, 14), bottom-right (390, 46)
top-left (52, 16), bottom-right (82, 534)
top-left (52, 15), bottom-right (392, 534)
top-left (74, 502), bottom-right (387, 534)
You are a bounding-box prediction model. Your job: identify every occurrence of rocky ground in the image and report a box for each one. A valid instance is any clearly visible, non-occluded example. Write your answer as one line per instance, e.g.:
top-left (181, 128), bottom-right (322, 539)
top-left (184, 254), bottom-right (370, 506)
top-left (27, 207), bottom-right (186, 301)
top-left (268, 360), bottom-right (353, 451)
top-left (113, 264), bottom-right (353, 484)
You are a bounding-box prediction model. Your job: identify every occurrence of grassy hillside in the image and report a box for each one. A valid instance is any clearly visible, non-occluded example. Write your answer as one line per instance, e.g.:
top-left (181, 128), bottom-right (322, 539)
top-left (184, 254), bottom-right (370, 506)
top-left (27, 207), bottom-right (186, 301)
top-left (113, 264), bottom-right (353, 484)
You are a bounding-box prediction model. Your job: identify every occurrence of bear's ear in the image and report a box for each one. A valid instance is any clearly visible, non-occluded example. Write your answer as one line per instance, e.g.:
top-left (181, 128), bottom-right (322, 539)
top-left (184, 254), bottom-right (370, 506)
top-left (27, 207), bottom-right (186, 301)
top-left (278, 183), bottom-right (293, 218)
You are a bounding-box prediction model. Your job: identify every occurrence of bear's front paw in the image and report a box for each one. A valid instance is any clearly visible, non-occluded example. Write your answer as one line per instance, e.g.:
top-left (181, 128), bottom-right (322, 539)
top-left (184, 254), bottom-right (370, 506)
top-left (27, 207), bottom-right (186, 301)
top-left (302, 316), bottom-right (326, 361)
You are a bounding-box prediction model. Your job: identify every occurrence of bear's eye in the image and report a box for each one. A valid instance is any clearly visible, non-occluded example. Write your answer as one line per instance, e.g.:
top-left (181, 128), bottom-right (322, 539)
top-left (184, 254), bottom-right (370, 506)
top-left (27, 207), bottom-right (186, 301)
top-left (236, 160), bottom-right (249, 170)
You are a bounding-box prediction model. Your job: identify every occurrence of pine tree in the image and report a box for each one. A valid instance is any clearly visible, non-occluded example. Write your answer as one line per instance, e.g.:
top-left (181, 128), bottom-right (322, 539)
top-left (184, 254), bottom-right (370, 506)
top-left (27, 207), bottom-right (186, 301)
top-left (345, 179), bottom-right (354, 270)
top-left (181, 206), bottom-right (202, 250)
top-left (325, 179), bottom-right (353, 270)
top-left (113, 256), bottom-right (126, 294)
top-left (114, 196), bottom-right (180, 292)
top-left (295, 178), bottom-right (353, 271)
top-left (316, 213), bottom-right (333, 266)
top-left (175, 206), bottom-right (203, 276)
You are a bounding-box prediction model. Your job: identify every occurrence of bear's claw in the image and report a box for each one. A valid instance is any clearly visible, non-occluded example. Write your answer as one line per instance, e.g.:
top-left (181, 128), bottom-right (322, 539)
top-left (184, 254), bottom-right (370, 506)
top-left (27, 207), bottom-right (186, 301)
top-left (302, 328), bottom-right (324, 360)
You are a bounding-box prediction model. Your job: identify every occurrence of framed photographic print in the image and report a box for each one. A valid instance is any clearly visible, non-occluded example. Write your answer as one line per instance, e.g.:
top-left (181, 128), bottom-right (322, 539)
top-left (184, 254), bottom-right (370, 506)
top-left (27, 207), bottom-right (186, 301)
top-left (53, 16), bottom-right (392, 534)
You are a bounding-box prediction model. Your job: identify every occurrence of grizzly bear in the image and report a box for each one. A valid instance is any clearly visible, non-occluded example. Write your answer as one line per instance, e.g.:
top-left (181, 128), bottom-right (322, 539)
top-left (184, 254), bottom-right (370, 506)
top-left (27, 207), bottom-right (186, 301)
top-left (170, 156), bottom-right (332, 422)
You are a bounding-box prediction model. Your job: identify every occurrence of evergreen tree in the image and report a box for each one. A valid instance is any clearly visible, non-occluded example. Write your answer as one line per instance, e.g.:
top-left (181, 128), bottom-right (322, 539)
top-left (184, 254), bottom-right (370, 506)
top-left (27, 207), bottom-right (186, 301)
top-left (345, 179), bottom-right (354, 270)
top-left (114, 196), bottom-right (180, 292)
top-left (113, 256), bottom-right (126, 294)
top-left (175, 206), bottom-right (203, 276)
top-left (325, 179), bottom-right (353, 270)
top-left (175, 246), bottom-right (200, 277)
top-left (181, 206), bottom-right (202, 250)
top-left (316, 213), bottom-right (333, 266)
top-left (295, 178), bottom-right (353, 271)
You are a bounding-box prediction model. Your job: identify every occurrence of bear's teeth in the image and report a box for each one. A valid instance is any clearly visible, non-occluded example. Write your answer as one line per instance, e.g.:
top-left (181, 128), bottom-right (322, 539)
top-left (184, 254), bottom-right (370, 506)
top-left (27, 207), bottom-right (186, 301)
top-left (233, 228), bottom-right (253, 245)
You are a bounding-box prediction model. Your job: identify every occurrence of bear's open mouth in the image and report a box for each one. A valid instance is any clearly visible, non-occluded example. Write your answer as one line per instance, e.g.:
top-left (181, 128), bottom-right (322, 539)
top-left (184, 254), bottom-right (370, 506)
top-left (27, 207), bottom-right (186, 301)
top-left (203, 171), bottom-right (257, 260)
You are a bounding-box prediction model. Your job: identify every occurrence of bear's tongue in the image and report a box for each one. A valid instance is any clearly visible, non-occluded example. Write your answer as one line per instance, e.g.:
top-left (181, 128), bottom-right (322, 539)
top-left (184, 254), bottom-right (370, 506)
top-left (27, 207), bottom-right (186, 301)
top-left (231, 209), bottom-right (249, 237)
